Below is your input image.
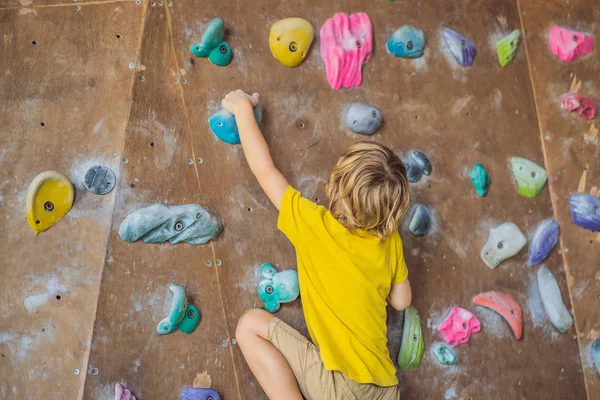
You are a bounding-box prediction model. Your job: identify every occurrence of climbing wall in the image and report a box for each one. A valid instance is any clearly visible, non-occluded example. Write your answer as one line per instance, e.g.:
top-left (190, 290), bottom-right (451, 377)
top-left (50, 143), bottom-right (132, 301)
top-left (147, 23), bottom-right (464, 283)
top-left (0, 0), bottom-right (598, 399)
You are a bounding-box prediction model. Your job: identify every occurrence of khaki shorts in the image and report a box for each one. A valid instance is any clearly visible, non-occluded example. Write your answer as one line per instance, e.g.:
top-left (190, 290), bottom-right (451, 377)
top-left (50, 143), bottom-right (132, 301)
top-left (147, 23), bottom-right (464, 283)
top-left (268, 317), bottom-right (400, 400)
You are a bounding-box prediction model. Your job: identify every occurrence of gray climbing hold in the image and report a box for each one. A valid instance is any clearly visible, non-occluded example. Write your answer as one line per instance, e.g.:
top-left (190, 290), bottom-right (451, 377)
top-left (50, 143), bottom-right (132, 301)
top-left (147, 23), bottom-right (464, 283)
top-left (119, 204), bottom-right (222, 245)
top-left (83, 165), bottom-right (116, 195)
top-left (345, 103), bottom-right (382, 135)
top-left (403, 150), bottom-right (432, 183)
top-left (408, 205), bottom-right (431, 237)
top-left (480, 222), bottom-right (527, 269)
top-left (537, 265), bottom-right (573, 334)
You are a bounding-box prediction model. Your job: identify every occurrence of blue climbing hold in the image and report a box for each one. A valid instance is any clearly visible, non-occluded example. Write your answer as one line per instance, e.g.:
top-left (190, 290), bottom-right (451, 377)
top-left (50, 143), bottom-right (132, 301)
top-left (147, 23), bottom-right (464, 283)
top-left (528, 219), bottom-right (559, 266)
top-left (386, 25), bottom-right (425, 58)
top-left (570, 193), bottom-right (600, 232)
top-left (208, 107), bottom-right (262, 145)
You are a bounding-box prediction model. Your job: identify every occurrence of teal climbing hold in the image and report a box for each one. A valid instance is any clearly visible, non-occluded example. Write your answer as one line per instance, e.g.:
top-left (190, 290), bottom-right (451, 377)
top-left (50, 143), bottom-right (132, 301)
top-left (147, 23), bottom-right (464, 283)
top-left (469, 163), bottom-right (491, 197)
top-left (432, 343), bottom-right (457, 365)
top-left (157, 284), bottom-right (200, 335)
top-left (258, 263), bottom-right (299, 312)
top-left (189, 18), bottom-right (232, 66)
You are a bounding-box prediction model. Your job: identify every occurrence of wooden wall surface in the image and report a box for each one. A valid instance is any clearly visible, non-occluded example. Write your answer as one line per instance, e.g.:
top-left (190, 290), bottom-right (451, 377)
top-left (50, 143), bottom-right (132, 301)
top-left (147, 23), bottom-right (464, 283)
top-left (0, 0), bottom-right (597, 399)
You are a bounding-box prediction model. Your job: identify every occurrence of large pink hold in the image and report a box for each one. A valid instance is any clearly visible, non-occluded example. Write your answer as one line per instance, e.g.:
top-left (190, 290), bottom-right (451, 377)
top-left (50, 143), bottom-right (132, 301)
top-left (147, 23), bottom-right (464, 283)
top-left (548, 26), bottom-right (594, 62)
top-left (319, 12), bottom-right (373, 90)
top-left (437, 306), bottom-right (481, 346)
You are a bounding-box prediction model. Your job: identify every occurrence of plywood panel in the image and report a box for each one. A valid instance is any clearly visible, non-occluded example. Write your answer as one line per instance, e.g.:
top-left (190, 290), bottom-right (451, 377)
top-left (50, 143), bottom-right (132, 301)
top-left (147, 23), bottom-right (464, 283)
top-left (0, 0), bottom-right (139, 12)
top-left (82, 3), bottom-right (238, 399)
top-left (519, 1), bottom-right (600, 398)
top-left (167, 0), bottom-right (587, 398)
top-left (0, 2), bottom-right (142, 399)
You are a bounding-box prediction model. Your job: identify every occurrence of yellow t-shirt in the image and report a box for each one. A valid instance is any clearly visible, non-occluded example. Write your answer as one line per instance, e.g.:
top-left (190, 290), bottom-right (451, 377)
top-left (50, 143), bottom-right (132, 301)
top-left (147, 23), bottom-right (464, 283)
top-left (277, 186), bottom-right (408, 386)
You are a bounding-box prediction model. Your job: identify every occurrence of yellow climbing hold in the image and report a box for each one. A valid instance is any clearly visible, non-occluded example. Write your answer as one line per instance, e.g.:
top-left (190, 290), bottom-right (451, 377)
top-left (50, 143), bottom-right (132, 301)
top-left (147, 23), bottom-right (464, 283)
top-left (26, 171), bottom-right (74, 235)
top-left (269, 18), bottom-right (314, 67)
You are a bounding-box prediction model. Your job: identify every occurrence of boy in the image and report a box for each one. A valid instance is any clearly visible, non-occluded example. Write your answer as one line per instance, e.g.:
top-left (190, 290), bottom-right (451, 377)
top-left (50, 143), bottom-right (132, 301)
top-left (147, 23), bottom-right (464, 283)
top-left (226, 90), bottom-right (412, 400)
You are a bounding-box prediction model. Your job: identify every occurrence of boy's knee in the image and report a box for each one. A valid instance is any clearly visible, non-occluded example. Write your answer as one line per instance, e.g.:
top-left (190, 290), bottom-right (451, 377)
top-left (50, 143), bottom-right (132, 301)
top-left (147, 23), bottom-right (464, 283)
top-left (236, 308), bottom-right (271, 340)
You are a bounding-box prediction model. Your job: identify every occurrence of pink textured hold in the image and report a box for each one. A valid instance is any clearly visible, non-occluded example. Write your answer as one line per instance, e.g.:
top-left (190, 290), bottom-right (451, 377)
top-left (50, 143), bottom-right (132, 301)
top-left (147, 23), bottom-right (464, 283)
top-left (437, 307), bottom-right (481, 346)
top-left (548, 26), bottom-right (594, 62)
top-left (115, 383), bottom-right (137, 400)
top-left (561, 93), bottom-right (597, 120)
top-left (319, 12), bottom-right (373, 90)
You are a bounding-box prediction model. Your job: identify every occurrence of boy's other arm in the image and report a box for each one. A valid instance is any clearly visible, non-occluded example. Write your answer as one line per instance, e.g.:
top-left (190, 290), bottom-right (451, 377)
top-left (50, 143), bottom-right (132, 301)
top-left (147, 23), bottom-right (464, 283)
top-left (388, 280), bottom-right (412, 311)
top-left (222, 90), bottom-right (289, 210)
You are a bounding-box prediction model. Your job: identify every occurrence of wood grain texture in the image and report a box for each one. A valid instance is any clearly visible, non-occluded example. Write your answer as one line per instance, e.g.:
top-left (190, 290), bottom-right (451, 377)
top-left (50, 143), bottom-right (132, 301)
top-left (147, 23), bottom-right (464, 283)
top-left (519, 0), bottom-right (600, 398)
top-left (0, 2), bottom-right (142, 399)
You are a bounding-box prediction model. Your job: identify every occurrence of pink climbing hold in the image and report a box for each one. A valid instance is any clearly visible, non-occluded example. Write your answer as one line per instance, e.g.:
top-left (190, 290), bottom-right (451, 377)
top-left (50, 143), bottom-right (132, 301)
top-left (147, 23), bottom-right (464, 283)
top-left (319, 12), bottom-right (373, 90)
top-left (437, 306), bottom-right (481, 346)
top-left (548, 26), bottom-right (594, 62)
top-left (561, 93), bottom-right (597, 120)
top-left (115, 383), bottom-right (137, 400)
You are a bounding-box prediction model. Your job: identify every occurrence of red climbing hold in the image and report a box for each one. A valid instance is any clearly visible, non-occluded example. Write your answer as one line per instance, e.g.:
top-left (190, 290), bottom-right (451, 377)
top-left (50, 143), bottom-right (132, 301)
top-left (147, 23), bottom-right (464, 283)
top-left (473, 291), bottom-right (523, 340)
top-left (561, 93), bottom-right (597, 120)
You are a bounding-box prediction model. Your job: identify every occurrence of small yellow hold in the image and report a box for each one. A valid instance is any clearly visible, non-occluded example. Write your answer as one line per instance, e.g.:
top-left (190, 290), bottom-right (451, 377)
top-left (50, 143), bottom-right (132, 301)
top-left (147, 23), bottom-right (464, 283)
top-left (269, 18), bottom-right (314, 67)
top-left (26, 171), bottom-right (74, 235)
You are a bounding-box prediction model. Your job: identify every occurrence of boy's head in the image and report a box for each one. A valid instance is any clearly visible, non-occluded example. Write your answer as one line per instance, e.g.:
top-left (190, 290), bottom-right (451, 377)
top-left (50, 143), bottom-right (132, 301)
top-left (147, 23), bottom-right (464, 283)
top-left (326, 142), bottom-right (410, 241)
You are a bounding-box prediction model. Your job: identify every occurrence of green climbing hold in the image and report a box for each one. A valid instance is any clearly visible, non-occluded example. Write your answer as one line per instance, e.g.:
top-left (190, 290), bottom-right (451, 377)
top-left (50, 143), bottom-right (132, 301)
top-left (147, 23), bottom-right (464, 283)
top-left (157, 284), bottom-right (200, 335)
top-left (432, 343), bottom-right (457, 365)
top-left (189, 18), bottom-right (232, 66)
top-left (398, 306), bottom-right (424, 370)
top-left (496, 29), bottom-right (521, 67)
top-left (469, 163), bottom-right (491, 197)
top-left (510, 157), bottom-right (547, 198)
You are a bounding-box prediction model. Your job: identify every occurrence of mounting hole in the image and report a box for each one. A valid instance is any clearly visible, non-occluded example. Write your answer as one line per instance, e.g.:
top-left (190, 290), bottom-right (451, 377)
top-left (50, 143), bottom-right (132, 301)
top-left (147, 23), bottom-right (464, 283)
top-left (32, 40), bottom-right (37, 45)
top-left (415, 115), bottom-right (419, 120)
top-left (40, 121), bottom-right (46, 127)
top-left (197, 158), bottom-right (203, 164)
top-left (75, 5), bottom-right (81, 10)
top-left (35, 220), bottom-right (40, 225)
top-left (150, 142), bottom-right (154, 147)
top-left (188, 159), bottom-right (193, 165)
top-left (216, 259), bottom-right (222, 266)
top-left (187, 310), bottom-right (195, 319)
top-left (44, 201), bottom-right (54, 211)
top-left (247, 207), bottom-right (252, 212)
top-left (265, 285), bottom-right (274, 294)
top-left (56, 295), bottom-right (61, 300)
top-left (130, 183), bottom-right (135, 188)
top-left (116, 34), bottom-right (121, 39)
top-left (206, 261), bottom-right (212, 267)
top-left (140, 76), bottom-right (145, 81)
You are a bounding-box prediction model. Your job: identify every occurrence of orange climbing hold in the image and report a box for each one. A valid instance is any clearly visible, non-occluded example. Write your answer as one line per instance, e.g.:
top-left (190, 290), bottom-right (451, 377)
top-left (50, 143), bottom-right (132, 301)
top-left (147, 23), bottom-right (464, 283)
top-left (473, 291), bottom-right (522, 340)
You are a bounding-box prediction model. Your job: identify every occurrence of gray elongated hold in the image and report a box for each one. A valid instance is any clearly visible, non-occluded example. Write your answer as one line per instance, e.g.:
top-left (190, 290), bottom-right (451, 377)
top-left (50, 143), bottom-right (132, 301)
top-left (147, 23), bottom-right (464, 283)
top-left (480, 222), bottom-right (527, 269)
top-left (83, 165), bottom-right (116, 195)
top-left (345, 103), bottom-right (383, 135)
top-left (537, 265), bottom-right (573, 334)
top-left (408, 205), bottom-right (431, 236)
top-left (119, 203), bottom-right (222, 245)
top-left (403, 150), bottom-right (432, 183)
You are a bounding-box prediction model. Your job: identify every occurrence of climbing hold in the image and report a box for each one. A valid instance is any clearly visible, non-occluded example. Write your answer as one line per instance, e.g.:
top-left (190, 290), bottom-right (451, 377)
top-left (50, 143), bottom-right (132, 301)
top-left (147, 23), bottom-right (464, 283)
top-left (496, 29), bottom-right (521, 67)
top-left (593, 340), bottom-right (600, 376)
top-left (397, 306), bottom-right (424, 370)
top-left (469, 163), bottom-right (491, 197)
top-left (510, 157), bottom-right (547, 198)
top-left (442, 27), bottom-right (476, 67)
top-left (181, 388), bottom-right (221, 400)
top-left (570, 193), bottom-right (600, 232)
top-left (189, 18), bottom-right (232, 66)
top-left (437, 307), bottom-right (481, 346)
top-left (480, 222), bottom-right (527, 269)
top-left (26, 171), bottom-right (74, 235)
top-left (258, 263), bottom-right (299, 313)
top-left (115, 383), bottom-right (137, 400)
top-left (548, 26), bottom-right (594, 62)
top-left (157, 284), bottom-right (200, 335)
top-left (529, 219), bottom-right (559, 266)
top-left (118, 204), bottom-right (222, 245)
top-left (537, 265), bottom-right (573, 334)
top-left (403, 150), bottom-right (432, 183)
top-left (386, 25), bottom-right (425, 58)
top-left (408, 205), bottom-right (431, 237)
top-left (269, 18), bottom-right (314, 67)
top-left (83, 165), bottom-right (116, 195)
top-left (345, 103), bottom-right (382, 135)
top-left (320, 12), bottom-right (373, 90)
top-left (208, 107), bottom-right (262, 145)
top-left (560, 93), bottom-right (597, 120)
top-left (431, 343), bottom-right (457, 365)
top-left (472, 291), bottom-right (523, 340)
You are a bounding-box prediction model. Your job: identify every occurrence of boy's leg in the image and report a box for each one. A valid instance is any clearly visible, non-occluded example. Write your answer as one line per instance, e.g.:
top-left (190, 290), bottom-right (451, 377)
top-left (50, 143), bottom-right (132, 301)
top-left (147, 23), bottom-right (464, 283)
top-left (235, 309), bottom-right (304, 400)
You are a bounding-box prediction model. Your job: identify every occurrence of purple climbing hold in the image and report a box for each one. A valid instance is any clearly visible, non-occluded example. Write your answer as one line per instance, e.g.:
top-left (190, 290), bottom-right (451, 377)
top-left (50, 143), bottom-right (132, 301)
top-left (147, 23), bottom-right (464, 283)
top-left (570, 193), bottom-right (600, 232)
top-left (442, 27), bottom-right (477, 67)
top-left (528, 219), bottom-right (559, 266)
top-left (181, 388), bottom-right (220, 400)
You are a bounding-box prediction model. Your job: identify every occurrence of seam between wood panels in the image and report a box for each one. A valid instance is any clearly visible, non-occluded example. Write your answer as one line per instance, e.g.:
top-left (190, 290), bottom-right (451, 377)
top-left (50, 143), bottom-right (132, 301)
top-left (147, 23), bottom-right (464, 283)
top-left (0, 0), bottom-right (132, 12)
top-left (77, 2), bottom-right (148, 399)
top-left (516, 1), bottom-right (590, 398)
top-left (163, 5), bottom-right (242, 400)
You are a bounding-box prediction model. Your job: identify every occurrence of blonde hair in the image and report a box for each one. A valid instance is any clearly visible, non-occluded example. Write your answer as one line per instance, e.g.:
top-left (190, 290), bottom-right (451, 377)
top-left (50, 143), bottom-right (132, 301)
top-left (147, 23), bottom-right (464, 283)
top-left (325, 142), bottom-right (410, 241)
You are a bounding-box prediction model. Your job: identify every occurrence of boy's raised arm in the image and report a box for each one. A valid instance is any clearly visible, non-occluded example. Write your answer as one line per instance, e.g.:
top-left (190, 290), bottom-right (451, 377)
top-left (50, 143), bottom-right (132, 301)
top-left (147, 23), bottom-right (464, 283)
top-left (222, 90), bottom-right (290, 210)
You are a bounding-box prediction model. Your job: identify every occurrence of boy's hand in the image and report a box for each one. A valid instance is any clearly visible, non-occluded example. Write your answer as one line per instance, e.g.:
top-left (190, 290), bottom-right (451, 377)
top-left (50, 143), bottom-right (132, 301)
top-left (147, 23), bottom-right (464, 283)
top-left (222, 89), bottom-right (260, 116)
